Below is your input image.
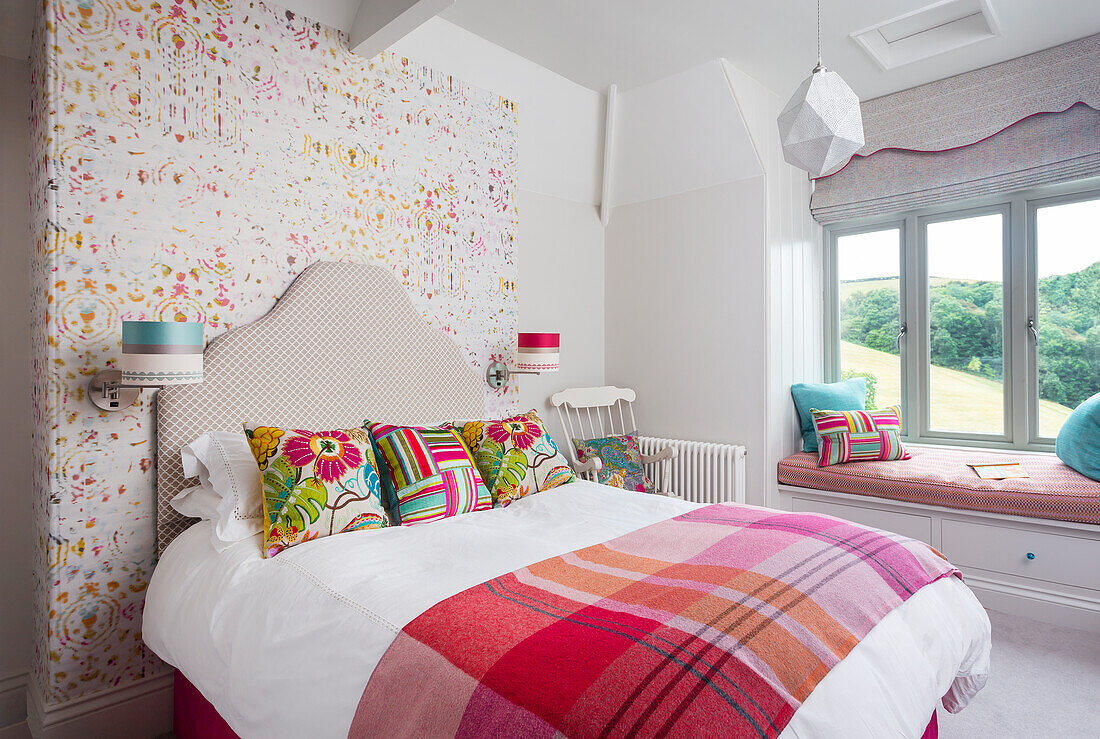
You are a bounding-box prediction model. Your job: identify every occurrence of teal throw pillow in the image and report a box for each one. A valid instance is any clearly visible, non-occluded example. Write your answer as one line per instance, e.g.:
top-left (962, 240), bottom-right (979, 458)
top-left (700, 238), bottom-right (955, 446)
top-left (1055, 392), bottom-right (1100, 482)
top-left (790, 377), bottom-right (867, 453)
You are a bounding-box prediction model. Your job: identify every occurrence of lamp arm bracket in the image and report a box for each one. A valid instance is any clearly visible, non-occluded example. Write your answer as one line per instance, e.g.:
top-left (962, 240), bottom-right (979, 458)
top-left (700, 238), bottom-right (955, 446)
top-left (486, 361), bottom-right (543, 389)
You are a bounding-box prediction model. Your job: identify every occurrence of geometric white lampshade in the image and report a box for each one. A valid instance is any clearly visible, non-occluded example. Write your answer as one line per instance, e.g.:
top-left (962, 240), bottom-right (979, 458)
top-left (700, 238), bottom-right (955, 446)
top-left (515, 332), bottom-right (559, 373)
top-left (777, 64), bottom-right (865, 177)
top-left (120, 320), bottom-right (204, 385)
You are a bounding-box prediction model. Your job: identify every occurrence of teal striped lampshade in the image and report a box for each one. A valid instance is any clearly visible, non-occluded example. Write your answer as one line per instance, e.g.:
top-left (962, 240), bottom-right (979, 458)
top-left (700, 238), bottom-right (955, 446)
top-left (120, 321), bottom-right (204, 385)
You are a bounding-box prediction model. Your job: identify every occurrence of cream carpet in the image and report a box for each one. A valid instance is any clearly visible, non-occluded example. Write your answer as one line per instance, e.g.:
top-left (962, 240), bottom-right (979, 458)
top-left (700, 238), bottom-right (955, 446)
top-left (939, 608), bottom-right (1100, 738)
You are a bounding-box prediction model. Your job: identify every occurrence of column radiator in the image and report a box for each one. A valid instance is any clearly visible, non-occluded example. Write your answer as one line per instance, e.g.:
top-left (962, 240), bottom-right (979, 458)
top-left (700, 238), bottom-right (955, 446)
top-left (637, 436), bottom-right (747, 504)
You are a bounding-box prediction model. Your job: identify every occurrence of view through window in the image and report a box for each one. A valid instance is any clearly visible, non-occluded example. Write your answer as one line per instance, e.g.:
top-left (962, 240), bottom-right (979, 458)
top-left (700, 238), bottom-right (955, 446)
top-left (837, 228), bottom-right (902, 412)
top-left (925, 213), bottom-right (1005, 435)
top-left (830, 188), bottom-right (1100, 447)
top-left (1035, 197), bottom-right (1100, 438)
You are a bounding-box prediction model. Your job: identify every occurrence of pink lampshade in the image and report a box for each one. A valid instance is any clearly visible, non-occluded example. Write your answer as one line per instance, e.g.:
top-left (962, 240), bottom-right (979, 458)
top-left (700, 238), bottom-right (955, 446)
top-left (516, 332), bottom-right (559, 373)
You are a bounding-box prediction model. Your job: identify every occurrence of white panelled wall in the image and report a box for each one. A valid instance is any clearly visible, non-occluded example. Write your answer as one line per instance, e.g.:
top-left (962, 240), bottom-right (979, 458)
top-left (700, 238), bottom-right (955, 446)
top-left (605, 181), bottom-right (768, 501)
top-left (603, 60), bottom-right (820, 507)
top-left (722, 62), bottom-right (822, 508)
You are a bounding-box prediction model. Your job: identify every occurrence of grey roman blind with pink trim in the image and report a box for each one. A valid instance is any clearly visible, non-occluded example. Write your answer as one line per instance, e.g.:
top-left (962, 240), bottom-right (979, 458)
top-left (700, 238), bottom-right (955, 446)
top-left (810, 34), bottom-right (1100, 225)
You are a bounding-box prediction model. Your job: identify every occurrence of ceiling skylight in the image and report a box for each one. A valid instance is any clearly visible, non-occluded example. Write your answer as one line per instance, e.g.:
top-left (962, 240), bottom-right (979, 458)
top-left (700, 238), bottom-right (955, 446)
top-left (851, 0), bottom-right (1001, 71)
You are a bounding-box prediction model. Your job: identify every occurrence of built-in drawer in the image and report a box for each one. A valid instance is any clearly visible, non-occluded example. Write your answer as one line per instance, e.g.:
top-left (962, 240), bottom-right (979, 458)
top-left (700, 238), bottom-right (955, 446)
top-left (941, 519), bottom-right (1100, 591)
top-left (790, 497), bottom-right (933, 544)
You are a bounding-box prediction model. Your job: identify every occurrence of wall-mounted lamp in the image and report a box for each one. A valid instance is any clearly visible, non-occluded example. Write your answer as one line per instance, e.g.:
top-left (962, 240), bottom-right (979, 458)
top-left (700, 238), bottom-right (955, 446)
top-left (89, 321), bottom-right (204, 411)
top-left (486, 332), bottom-right (559, 389)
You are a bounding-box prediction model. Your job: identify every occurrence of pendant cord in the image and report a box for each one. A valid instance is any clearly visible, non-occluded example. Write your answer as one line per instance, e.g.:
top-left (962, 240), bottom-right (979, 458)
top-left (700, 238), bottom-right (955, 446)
top-left (817, 0), bottom-right (822, 66)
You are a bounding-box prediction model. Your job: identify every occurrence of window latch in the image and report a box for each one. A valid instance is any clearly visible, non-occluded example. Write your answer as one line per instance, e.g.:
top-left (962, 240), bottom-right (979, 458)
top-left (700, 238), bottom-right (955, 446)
top-left (895, 323), bottom-right (908, 352)
top-left (1027, 317), bottom-right (1039, 346)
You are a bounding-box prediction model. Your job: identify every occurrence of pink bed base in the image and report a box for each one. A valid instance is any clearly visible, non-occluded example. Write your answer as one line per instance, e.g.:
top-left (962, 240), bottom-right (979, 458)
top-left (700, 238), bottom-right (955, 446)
top-left (174, 670), bottom-right (240, 739)
top-left (173, 670), bottom-right (939, 738)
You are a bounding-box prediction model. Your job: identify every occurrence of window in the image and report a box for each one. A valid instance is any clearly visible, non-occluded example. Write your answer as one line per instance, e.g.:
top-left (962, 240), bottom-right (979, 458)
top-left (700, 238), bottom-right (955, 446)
top-left (833, 227), bottom-right (903, 412)
top-left (1034, 196), bottom-right (1100, 439)
top-left (825, 182), bottom-right (1100, 450)
top-left (923, 210), bottom-right (1006, 437)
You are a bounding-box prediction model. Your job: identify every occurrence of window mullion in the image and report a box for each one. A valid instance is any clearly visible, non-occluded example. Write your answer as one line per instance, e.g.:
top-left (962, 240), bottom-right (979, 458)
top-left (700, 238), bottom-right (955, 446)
top-left (823, 232), bottom-right (839, 382)
top-left (904, 214), bottom-right (923, 440)
top-left (1008, 197), bottom-right (1030, 447)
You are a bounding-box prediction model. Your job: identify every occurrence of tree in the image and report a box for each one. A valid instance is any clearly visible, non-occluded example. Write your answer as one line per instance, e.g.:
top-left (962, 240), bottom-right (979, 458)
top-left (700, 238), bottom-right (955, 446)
top-left (840, 260), bottom-right (1100, 410)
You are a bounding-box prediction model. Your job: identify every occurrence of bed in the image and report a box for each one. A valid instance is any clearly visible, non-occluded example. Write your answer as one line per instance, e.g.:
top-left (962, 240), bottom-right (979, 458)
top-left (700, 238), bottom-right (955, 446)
top-left (144, 262), bottom-right (991, 739)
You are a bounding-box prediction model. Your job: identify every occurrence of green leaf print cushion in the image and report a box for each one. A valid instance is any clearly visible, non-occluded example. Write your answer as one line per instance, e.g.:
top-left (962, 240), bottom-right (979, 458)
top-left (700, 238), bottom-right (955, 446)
top-left (243, 424), bottom-right (388, 557)
top-left (456, 410), bottom-right (576, 507)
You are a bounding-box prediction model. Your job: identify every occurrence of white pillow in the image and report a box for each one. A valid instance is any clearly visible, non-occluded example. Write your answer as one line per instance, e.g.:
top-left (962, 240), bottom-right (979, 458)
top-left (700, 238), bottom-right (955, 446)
top-left (179, 431), bottom-right (263, 550)
top-left (169, 483), bottom-right (222, 520)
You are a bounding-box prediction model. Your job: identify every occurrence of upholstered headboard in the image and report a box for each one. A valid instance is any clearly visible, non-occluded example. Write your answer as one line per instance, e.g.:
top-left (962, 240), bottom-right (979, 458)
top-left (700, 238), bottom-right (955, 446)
top-left (156, 261), bottom-right (485, 552)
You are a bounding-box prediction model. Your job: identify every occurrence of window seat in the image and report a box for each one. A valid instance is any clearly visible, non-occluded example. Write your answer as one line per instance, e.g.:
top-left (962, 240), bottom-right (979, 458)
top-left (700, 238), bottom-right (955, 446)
top-left (777, 446), bottom-right (1100, 526)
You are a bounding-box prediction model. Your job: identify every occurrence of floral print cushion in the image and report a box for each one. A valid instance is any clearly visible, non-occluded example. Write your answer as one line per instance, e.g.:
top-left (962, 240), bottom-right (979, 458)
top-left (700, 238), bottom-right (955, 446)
top-left (243, 424), bottom-right (388, 557)
top-left (457, 410), bottom-right (576, 507)
top-left (573, 433), bottom-right (655, 493)
top-left (365, 422), bottom-right (493, 525)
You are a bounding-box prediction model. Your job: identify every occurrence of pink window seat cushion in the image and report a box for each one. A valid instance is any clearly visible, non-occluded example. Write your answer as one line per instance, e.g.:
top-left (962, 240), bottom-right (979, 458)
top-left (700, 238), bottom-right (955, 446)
top-left (777, 446), bottom-right (1100, 525)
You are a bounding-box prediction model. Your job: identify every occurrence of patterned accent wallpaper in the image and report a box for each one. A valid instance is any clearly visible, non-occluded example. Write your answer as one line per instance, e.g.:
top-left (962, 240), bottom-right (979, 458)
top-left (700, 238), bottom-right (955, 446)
top-left (30, 0), bottom-right (518, 704)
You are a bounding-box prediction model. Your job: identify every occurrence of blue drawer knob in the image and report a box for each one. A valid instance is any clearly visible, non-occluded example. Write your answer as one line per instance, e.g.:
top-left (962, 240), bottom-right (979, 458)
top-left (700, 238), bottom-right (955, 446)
top-left (1026, 552), bottom-right (1035, 560)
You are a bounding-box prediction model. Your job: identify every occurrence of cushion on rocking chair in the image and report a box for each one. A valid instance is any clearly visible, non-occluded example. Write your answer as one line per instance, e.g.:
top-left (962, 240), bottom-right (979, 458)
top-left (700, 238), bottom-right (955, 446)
top-left (573, 433), bottom-right (655, 493)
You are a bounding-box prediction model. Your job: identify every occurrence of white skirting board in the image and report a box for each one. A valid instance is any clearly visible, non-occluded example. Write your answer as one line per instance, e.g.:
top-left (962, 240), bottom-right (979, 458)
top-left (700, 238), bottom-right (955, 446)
top-left (778, 483), bottom-right (1100, 633)
top-left (964, 572), bottom-right (1100, 634)
top-left (0, 673), bottom-right (28, 730)
top-left (0, 722), bottom-right (29, 739)
top-left (26, 672), bottom-right (172, 739)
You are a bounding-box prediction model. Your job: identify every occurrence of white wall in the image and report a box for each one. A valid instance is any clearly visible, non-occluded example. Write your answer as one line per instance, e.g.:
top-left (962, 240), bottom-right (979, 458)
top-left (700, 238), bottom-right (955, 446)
top-left (391, 17), bottom-right (606, 205)
top-left (605, 179), bottom-right (768, 501)
top-left (603, 59), bottom-right (820, 507)
top-left (515, 191), bottom-right (604, 436)
top-left (723, 61), bottom-right (821, 508)
top-left (610, 59), bottom-right (761, 207)
top-left (391, 18), bottom-right (607, 444)
top-left (603, 57), bottom-right (770, 504)
top-left (0, 54), bottom-right (31, 729)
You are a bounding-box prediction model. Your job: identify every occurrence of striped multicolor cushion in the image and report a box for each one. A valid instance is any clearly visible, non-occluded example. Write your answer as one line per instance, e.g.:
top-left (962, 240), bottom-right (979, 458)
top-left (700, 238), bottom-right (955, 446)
top-left (811, 406), bottom-right (911, 466)
top-left (367, 423), bottom-right (492, 525)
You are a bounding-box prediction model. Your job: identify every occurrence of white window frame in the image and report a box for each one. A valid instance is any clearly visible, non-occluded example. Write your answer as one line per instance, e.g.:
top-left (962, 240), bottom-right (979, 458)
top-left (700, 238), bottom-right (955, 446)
top-left (824, 177), bottom-right (1100, 452)
top-left (917, 202), bottom-right (1013, 445)
top-left (824, 220), bottom-right (908, 435)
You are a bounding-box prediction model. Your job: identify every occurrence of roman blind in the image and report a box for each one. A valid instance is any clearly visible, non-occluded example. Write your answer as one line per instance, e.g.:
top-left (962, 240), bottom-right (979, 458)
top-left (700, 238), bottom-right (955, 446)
top-left (811, 34), bottom-right (1100, 224)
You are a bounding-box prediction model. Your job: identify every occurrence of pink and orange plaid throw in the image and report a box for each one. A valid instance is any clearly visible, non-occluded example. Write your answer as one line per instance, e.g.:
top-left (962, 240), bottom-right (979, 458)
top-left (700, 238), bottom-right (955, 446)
top-left (352, 504), bottom-right (959, 738)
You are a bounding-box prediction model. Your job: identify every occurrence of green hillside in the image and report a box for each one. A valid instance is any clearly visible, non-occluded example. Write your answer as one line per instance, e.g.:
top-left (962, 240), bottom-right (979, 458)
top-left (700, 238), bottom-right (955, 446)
top-left (839, 262), bottom-right (1099, 435)
top-left (839, 276), bottom-right (966, 301)
top-left (841, 341), bottom-right (1073, 434)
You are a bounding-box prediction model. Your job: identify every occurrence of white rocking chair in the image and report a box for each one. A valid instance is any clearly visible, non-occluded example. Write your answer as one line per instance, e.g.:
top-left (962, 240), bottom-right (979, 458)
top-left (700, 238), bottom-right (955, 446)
top-left (550, 385), bottom-right (677, 495)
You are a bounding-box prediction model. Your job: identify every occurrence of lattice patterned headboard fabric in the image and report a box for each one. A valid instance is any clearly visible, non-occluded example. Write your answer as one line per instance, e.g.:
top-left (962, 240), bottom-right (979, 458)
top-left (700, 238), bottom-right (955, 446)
top-left (156, 261), bottom-right (485, 552)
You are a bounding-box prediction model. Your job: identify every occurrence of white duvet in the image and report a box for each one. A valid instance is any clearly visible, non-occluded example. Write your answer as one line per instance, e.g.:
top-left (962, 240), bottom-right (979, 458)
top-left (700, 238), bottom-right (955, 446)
top-left (144, 481), bottom-right (990, 738)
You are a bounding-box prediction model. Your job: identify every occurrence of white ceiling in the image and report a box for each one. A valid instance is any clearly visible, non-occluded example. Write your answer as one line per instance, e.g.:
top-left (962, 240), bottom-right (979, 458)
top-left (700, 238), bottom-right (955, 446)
top-left (3, 0), bottom-right (1097, 103)
top-left (438, 0), bottom-right (1100, 99)
top-left (286, 0), bottom-right (362, 33)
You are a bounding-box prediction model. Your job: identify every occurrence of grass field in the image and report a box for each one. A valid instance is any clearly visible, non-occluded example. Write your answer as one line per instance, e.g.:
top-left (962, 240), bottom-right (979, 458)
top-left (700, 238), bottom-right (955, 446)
top-left (841, 341), bottom-right (1073, 435)
top-left (839, 276), bottom-right (977, 301)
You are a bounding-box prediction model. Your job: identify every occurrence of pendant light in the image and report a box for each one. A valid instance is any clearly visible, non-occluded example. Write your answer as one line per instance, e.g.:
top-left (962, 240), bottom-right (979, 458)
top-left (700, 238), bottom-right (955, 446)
top-left (777, 0), bottom-right (865, 177)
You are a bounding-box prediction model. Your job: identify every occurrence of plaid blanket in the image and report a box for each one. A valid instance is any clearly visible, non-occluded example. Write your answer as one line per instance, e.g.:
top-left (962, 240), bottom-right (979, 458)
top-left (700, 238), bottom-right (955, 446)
top-left (351, 504), bottom-right (959, 738)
